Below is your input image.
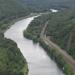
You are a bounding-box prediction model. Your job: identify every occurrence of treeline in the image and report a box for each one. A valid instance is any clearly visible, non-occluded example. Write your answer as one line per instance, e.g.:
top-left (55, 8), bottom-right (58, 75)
top-left (19, 0), bottom-right (75, 11)
top-left (46, 9), bottom-right (75, 59)
top-left (24, 14), bottom-right (51, 43)
top-left (0, 33), bottom-right (28, 75)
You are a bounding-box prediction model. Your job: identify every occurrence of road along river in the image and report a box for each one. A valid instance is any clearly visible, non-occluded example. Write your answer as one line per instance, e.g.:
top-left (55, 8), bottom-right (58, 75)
top-left (4, 16), bottom-right (64, 75)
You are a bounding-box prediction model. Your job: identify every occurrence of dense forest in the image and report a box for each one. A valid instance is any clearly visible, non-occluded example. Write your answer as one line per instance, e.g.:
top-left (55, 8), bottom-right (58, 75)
top-left (0, 0), bottom-right (32, 33)
top-left (0, 0), bottom-right (31, 75)
top-left (0, 34), bottom-right (28, 75)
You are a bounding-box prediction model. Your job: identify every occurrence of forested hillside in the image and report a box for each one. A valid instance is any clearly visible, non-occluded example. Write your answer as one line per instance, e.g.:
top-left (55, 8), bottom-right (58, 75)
top-left (0, 0), bottom-right (30, 75)
top-left (0, 34), bottom-right (28, 75)
top-left (0, 0), bottom-right (31, 33)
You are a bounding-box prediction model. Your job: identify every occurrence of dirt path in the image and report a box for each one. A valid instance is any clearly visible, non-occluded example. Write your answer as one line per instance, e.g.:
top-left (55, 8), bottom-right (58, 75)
top-left (40, 22), bottom-right (75, 75)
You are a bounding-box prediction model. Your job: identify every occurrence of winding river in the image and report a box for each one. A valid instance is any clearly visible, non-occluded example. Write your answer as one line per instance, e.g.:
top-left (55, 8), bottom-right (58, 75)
top-left (4, 16), bottom-right (64, 75)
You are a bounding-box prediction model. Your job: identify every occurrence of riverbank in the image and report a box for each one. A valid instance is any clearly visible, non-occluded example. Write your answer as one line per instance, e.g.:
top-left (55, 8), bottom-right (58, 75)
top-left (23, 14), bottom-right (74, 75)
top-left (3, 12), bottom-right (51, 75)
top-left (0, 14), bottom-right (33, 75)
top-left (24, 25), bottom-right (73, 75)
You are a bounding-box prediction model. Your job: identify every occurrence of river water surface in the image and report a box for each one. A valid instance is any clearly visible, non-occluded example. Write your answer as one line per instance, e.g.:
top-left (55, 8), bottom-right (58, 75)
top-left (4, 16), bottom-right (64, 75)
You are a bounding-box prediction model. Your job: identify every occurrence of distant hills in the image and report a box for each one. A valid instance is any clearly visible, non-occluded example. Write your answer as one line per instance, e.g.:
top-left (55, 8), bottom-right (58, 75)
top-left (18, 0), bottom-right (75, 10)
top-left (0, 0), bottom-right (75, 21)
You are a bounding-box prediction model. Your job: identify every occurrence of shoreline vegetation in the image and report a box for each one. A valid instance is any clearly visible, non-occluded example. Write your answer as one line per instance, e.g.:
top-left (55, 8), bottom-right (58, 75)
top-left (0, 0), bottom-right (52, 74)
top-left (2, 12), bottom-right (42, 75)
top-left (39, 40), bottom-right (73, 75)
top-left (24, 22), bottom-right (73, 75)
top-left (0, 14), bottom-right (29, 75)
top-left (24, 12), bottom-right (75, 75)
top-left (0, 34), bottom-right (28, 75)
top-left (0, 0), bottom-right (35, 74)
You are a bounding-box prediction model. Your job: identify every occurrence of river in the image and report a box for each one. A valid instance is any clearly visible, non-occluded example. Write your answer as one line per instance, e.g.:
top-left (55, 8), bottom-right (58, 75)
top-left (4, 16), bottom-right (64, 75)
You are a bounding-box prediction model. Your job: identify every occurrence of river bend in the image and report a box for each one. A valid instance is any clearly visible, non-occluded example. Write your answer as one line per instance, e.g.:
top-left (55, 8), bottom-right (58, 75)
top-left (4, 17), bottom-right (64, 75)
